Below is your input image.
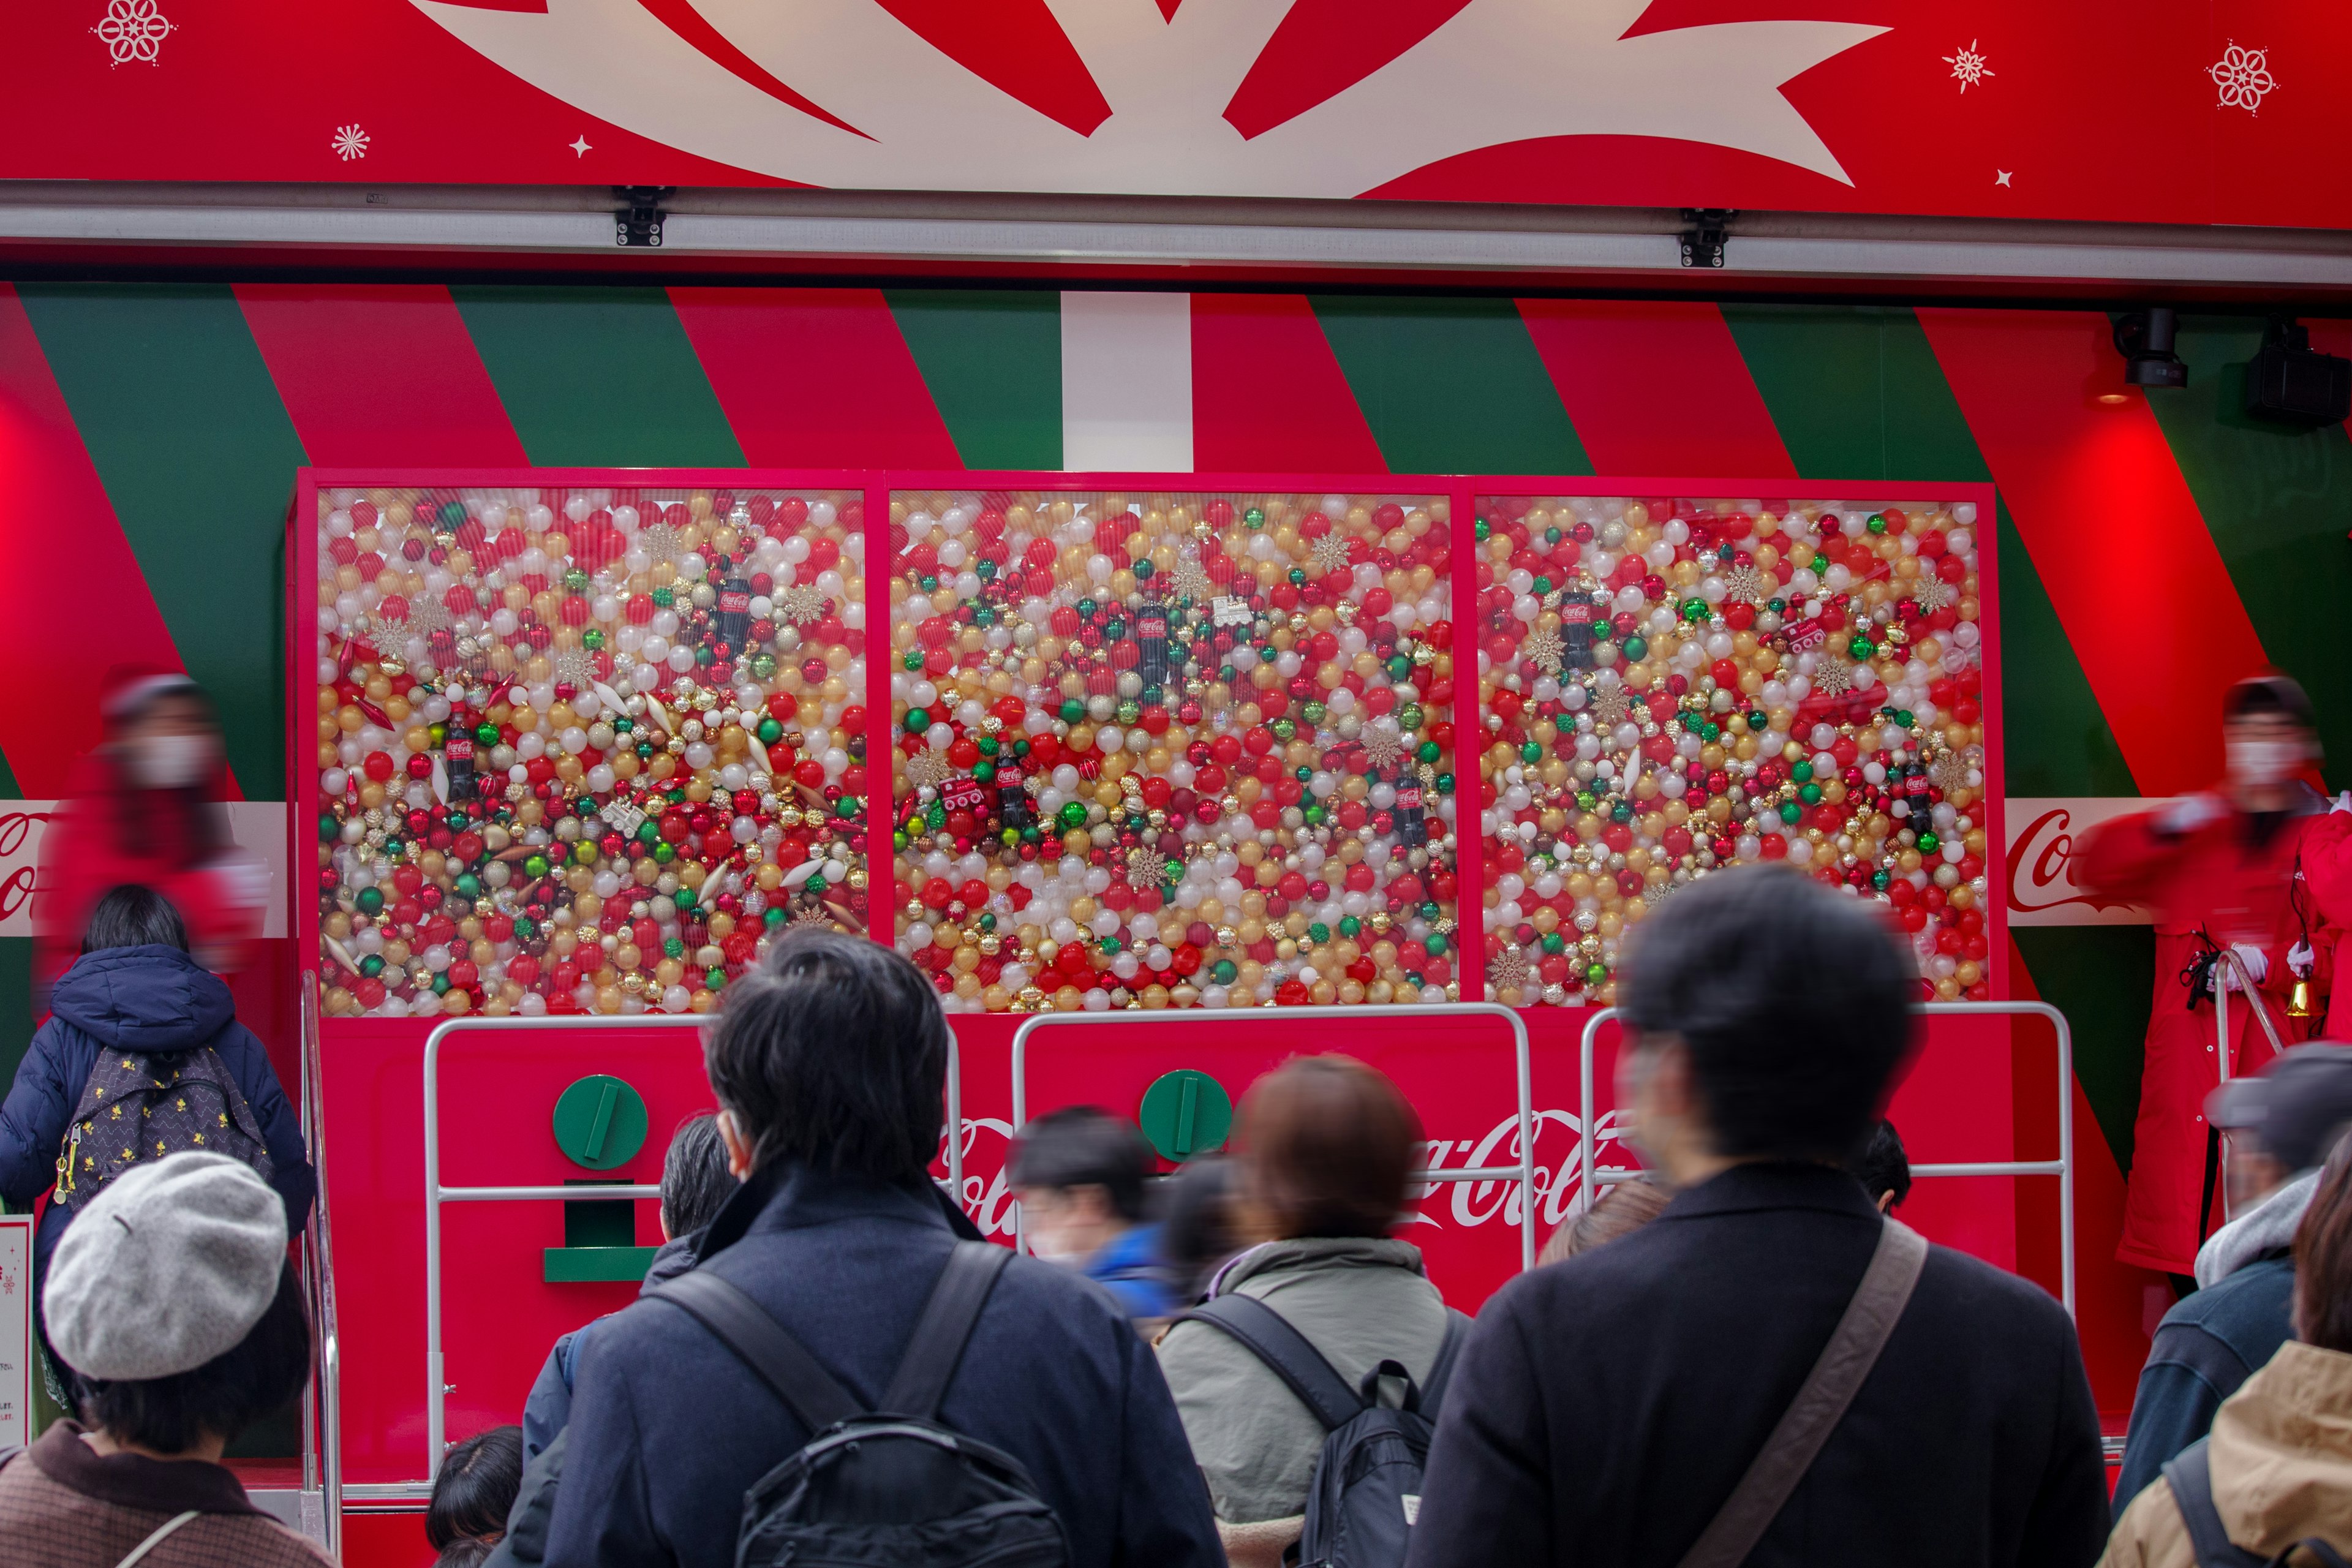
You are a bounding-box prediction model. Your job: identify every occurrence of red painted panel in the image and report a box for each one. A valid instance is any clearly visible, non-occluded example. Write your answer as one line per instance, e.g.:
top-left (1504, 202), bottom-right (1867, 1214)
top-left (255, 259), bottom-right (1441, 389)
top-left (1515, 300), bottom-right (1795, 479)
top-left (1918, 309), bottom-right (2268, 797)
top-left (0, 285), bottom-right (193, 796)
top-left (1189, 296), bottom-right (1387, 473)
top-left (339, 1510), bottom-right (433, 1568)
top-left (668, 288), bottom-right (960, 467)
top-left (234, 285), bottom-right (526, 467)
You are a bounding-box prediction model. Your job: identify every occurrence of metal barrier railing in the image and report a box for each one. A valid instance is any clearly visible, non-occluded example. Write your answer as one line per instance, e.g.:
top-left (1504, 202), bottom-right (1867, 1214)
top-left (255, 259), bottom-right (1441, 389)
top-left (296, 974), bottom-right (341, 1555)
top-left (1011, 1003), bottom-right (1539, 1273)
top-left (1577, 1001), bottom-right (2076, 1314)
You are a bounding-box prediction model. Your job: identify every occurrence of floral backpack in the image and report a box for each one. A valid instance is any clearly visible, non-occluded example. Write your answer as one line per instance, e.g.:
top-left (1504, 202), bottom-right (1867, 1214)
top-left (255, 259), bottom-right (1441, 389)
top-left (53, 1046), bottom-right (274, 1211)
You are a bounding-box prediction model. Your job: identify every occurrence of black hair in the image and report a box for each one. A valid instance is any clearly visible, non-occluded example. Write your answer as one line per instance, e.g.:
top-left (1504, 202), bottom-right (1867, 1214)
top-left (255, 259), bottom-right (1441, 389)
top-left (1007, 1107), bottom-right (1156, 1223)
top-left (80, 884), bottom-right (190, 955)
top-left (1156, 1155), bottom-right (1242, 1305)
top-left (435, 1542), bottom-right (497, 1568)
top-left (1621, 866), bottom-right (1916, 1164)
top-left (426, 1423), bottom-right (522, 1551)
top-left (2224, 674), bottom-right (2315, 729)
top-left (74, 1261), bottom-right (309, 1455)
top-left (661, 1112), bottom-right (734, 1239)
top-left (704, 930), bottom-right (947, 1182)
top-left (1847, 1119), bottom-right (1913, 1209)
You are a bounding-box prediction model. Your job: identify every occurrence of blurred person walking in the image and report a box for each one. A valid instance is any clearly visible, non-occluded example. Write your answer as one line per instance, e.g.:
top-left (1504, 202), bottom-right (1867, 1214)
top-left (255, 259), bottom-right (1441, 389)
top-left (1010, 1106), bottom-right (1177, 1321)
top-left (1156, 1055), bottom-right (1463, 1568)
top-left (2114, 1045), bottom-right (2352, 1513)
top-left (31, 666), bottom-right (267, 1010)
top-left (1407, 866), bottom-right (2108, 1568)
top-left (2078, 674), bottom-right (2351, 1277)
top-left (545, 932), bottom-right (1220, 1567)
top-left (2102, 1128), bottom-right (2352, 1566)
top-left (0, 1152), bottom-right (328, 1567)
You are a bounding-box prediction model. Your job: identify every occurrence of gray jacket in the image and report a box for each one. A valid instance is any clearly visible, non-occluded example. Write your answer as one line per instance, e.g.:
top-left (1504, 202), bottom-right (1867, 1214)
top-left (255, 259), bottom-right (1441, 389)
top-left (1156, 1236), bottom-right (1449, 1525)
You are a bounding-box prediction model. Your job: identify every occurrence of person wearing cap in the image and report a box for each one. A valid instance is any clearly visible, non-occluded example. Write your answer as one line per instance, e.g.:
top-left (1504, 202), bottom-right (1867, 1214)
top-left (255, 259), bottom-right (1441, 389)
top-left (2110, 1044), bottom-right (2352, 1513)
top-left (30, 665), bottom-right (268, 1010)
top-left (2078, 674), bottom-right (2352, 1277)
top-left (0, 1151), bottom-right (329, 1567)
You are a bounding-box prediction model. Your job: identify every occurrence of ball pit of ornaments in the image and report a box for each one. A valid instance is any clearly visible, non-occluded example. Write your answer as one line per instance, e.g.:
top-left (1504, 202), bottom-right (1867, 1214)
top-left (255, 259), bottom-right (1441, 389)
top-left (1476, 496), bottom-right (1991, 1008)
top-left (311, 486), bottom-right (870, 1019)
top-left (891, 491), bottom-right (1460, 1014)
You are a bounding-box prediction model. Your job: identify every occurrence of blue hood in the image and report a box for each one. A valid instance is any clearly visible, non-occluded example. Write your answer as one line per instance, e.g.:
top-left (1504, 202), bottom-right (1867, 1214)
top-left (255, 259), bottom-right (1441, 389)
top-left (48, 944), bottom-right (235, 1054)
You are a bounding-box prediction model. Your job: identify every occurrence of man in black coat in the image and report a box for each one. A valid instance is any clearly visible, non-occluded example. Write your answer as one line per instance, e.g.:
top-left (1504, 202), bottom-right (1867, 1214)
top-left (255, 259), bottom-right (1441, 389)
top-left (1408, 868), bottom-right (2109, 1568)
top-left (544, 933), bottom-right (1223, 1568)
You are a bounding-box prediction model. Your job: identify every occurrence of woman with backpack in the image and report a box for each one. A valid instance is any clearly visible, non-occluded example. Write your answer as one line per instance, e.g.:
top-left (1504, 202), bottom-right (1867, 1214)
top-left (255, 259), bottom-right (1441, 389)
top-left (2102, 1126), bottom-right (2352, 1567)
top-left (1156, 1055), bottom-right (1461, 1568)
top-left (0, 884), bottom-right (314, 1384)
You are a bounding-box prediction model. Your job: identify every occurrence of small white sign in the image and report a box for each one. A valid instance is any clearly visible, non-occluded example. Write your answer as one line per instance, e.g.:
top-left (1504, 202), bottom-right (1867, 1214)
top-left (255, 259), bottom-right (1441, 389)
top-left (0, 1216), bottom-right (31, 1450)
top-left (2003, 796), bottom-right (2160, 927)
top-left (0, 802), bottom-right (286, 939)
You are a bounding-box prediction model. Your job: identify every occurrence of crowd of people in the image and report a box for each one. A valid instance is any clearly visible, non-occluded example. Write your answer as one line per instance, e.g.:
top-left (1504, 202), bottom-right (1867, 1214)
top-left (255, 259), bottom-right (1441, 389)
top-left (9, 669), bottom-right (2352, 1566)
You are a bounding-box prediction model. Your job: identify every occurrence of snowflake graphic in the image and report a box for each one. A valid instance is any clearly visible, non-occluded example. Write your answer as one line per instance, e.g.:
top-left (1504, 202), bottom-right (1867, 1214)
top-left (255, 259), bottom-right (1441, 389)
top-left (2209, 42), bottom-right (2277, 115)
top-left (332, 124), bottom-right (371, 161)
top-left (92, 0), bottom-right (173, 66)
top-left (1943, 39), bottom-right (1993, 93)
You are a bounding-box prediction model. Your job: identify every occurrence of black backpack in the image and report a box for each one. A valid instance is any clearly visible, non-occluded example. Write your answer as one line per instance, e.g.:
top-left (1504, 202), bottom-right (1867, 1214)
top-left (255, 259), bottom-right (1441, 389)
top-left (53, 1045), bottom-right (273, 1212)
top-left (1175, 1294), bottom-right (1468, 1568)
top-left (2163, 1436), bottom-right (2351, 1568)
top-left (647, 1241), bottom-right (1068, 1568)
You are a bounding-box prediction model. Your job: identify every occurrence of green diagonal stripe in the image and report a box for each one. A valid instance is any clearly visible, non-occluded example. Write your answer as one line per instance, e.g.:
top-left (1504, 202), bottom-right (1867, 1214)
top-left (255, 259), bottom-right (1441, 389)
top-left (1725, 301), bottom-right (2149, 1170)
top-left (885, 290), bottom-right (1061, 470)
top-left (2141, 315), bottom-right (2352, 787)
top-left (450, 286), bottom-right (744, 467)
top-left (1309, 296), bottom-right (1591, 475)
top-left (17, 284), bottom-right (301, 799)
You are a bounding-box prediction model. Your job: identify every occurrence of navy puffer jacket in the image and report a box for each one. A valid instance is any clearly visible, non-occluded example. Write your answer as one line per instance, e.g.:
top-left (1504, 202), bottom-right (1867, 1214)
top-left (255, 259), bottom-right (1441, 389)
top-left (0, 944), bottom-right (315, 1292)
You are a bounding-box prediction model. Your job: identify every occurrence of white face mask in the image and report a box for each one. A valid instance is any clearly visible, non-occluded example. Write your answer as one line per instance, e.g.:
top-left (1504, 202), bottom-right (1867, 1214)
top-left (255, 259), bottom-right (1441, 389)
top-left (128, 733), bottom-right (212, 791)
top-left (2228, 737), bottom-right (2304, 789)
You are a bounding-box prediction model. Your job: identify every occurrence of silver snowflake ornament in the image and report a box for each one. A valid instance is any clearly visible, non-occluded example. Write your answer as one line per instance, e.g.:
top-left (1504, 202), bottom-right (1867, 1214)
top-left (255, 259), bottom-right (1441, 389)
top-left (552, 645), bottom-right (597, 690)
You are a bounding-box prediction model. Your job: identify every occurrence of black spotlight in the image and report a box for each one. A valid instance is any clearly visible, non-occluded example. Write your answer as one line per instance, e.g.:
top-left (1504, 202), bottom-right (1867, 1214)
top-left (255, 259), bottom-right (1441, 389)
top-left (2114, 308), bottom-right (2187, 389)
top-left (2246, 318), bottom-right (2351, 426)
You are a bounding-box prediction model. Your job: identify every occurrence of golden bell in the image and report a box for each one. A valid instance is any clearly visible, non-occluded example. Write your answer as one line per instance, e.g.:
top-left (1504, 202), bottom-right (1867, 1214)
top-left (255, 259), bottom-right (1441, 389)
top-left (2290, 979), bottom-right (2316, 1020)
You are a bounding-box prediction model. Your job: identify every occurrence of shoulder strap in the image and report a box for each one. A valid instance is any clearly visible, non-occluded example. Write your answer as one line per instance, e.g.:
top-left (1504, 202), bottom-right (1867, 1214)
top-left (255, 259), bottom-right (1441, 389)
top-left (2271, 1547), bottom-right (2352, 1568)
top-left (880, 1241), bottom-right (1011, 1419)
top-left (1174, 1293), bottom-right (1363, 1433)
top-left (2163, 1439), bottom-right (2268, 1568)
top-left (115, 1510), bottom-right (200, 1568)
top-left (1676, 1219), bottom-right (1929, 1568)
top-left (647, 1270), bottom-right (862, 1434)
top-left (1414, 1310), bottom-right (1473, 1420)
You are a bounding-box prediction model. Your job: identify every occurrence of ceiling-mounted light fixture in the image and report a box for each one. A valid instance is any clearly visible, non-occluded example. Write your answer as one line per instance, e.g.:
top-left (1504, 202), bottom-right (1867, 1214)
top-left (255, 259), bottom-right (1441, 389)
top-left (2113, 307), bottom-right (2187, 390)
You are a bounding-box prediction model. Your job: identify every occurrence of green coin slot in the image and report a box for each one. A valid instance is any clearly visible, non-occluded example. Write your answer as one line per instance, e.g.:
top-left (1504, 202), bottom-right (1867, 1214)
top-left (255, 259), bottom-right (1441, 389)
top-left (1138, 1069), bottom-right (1233, 1163)
top-left (552, 1074), bottom-right (648, 1172)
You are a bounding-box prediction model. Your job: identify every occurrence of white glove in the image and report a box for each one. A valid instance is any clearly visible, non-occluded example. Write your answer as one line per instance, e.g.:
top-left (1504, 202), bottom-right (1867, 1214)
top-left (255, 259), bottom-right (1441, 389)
top-left (2220, 942), bottom-right (2270, 992)
top-left (2156, 793), bottom-right (2230, 836)
top-left (2291, 940), bottom-right (2317, 978)
top-left (2334, 790), bottom-right (2352, 816)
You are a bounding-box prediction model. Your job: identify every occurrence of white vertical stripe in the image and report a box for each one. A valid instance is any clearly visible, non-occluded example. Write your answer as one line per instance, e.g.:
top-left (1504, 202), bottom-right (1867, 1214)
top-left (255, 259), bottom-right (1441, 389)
top-left (1059, 291), bottom-right (1193, 471)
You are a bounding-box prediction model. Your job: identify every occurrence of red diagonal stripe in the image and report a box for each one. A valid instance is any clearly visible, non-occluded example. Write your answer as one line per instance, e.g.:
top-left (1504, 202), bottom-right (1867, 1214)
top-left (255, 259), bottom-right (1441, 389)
top-left (0, 285), bottom-right (197, 796)
top-left (1517, 299), bottom-right (1795, 478)
top-left (1920, 307), bottom-right (2268, 797)
top-left (1191, 294), bottom-right (1386, 472)
top-left (668, 286), bottom-right (959, 466)
top-left (235, 284), bottom-right (527, 467)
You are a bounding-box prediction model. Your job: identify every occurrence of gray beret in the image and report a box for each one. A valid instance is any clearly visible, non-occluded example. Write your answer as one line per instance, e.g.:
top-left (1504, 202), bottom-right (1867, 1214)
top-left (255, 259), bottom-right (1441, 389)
top-left (45, 1152), bottom-right (288, 1381)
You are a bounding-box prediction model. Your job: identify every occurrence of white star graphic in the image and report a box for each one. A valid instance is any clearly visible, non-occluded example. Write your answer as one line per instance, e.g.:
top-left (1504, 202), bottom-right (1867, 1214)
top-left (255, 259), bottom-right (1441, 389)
top-left (1994, 169), bottom-right (2012, 186)
top-left (570, 135), bottom-right (593, 157)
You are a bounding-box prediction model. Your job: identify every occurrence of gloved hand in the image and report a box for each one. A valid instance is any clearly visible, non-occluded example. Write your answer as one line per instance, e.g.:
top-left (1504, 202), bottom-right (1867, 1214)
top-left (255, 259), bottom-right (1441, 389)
top-left (2291, 940), bottom-right (2317, 979)
top-left (2156, 793), bottom-right (2230, 836)
top-left (2218, 942), bottom-right (2270, 992)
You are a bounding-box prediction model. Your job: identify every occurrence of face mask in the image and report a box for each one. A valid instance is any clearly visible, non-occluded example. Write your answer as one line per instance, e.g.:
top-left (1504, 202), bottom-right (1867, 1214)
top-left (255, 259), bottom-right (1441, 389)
top-left (2228, 738), bottom-right (2304, 788)
top-left (128, 734), bottom-right (212, 791)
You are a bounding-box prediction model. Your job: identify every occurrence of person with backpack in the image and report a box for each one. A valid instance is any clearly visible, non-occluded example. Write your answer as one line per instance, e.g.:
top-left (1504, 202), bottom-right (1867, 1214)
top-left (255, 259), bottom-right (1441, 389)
top-left (0, 884), bottom-right (314, 1385)
top-left (1405, 866), bottom-right (2109, 1568)
top-left (1155, 1055), bottom-right (1463, 1568)
top-left (2103, 1126), bottom-right (2352, 1567)
top-left (541, 930), bottom-right (1222, 1568)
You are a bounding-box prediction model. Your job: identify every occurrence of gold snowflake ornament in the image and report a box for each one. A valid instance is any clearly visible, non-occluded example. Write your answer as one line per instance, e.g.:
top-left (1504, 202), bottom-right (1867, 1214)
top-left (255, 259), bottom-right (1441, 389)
top-left (1812, 657), bottom-right (1856, 698)
top-left (1127, 845), bottom-right (1176, 892)
top-left (1912, 577), bottom-right (1957, 615)
top-left (773, 584), bottom-right (829, 626)
top-left (1308, 531), bottom-right (1355, 575)
top-left (1490, 945), bottom-right (1533, 997)
top-left (1586, 684), bottom-right (1632, 728)
top-left (1520, 625), bottom-right (1564, 674)
top-left (1170, 549), bottom-right (1215, 603)
top-left (1360, 726), bottom-right (1406, 774)
top-left (1722, 565), bottom-right (1768, 606)
top-left (1928, 748), bottom-right (1974, 794)
top-left (904, 748), bottom-right (955, 793)
top-left (638, 523), bottom-right (685, 565)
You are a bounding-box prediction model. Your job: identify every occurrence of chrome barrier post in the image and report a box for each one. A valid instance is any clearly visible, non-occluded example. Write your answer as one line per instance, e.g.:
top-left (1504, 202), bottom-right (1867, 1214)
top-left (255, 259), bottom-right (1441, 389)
top-left (1010, 1003), bottom-right (1539, 1273)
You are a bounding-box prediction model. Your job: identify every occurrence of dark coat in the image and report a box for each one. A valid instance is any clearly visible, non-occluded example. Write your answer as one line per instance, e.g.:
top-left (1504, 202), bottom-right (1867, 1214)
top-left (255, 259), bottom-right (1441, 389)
top-left (2111, 1250), bottom-right (2296, 1513)
top-left (0, 946), bottom-right (314, 1284)
top-left (1406, 1163), bottom-right (2109, 1568)
top-left (521, 1233), bottom-right (701, 1465)
top-left (543, 1160), bottom-right (1224, 1568)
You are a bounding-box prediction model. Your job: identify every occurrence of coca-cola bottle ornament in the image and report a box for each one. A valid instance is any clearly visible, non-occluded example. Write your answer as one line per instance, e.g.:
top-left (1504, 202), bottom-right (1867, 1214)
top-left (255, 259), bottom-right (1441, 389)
top-left (1393, 766), bottom-right (1428, 847)
top-left (1903, 760), bottom-right (1934, 826)
top-left (717, 571), bottom-right (752, 649)
top-left (1134, 594), bottom-right (1170, 690)
top-left (1562, 590), bottom-right (1595, 671)
top-left (445, 725), bottom-right (478, 803)
top-left (995, 758), bottom-right (1031, 833)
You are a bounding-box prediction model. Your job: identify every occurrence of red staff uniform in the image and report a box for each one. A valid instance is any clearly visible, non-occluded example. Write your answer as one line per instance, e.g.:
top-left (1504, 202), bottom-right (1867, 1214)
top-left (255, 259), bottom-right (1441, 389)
top-left (2077, 787), bottom-right (2345, 1275)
